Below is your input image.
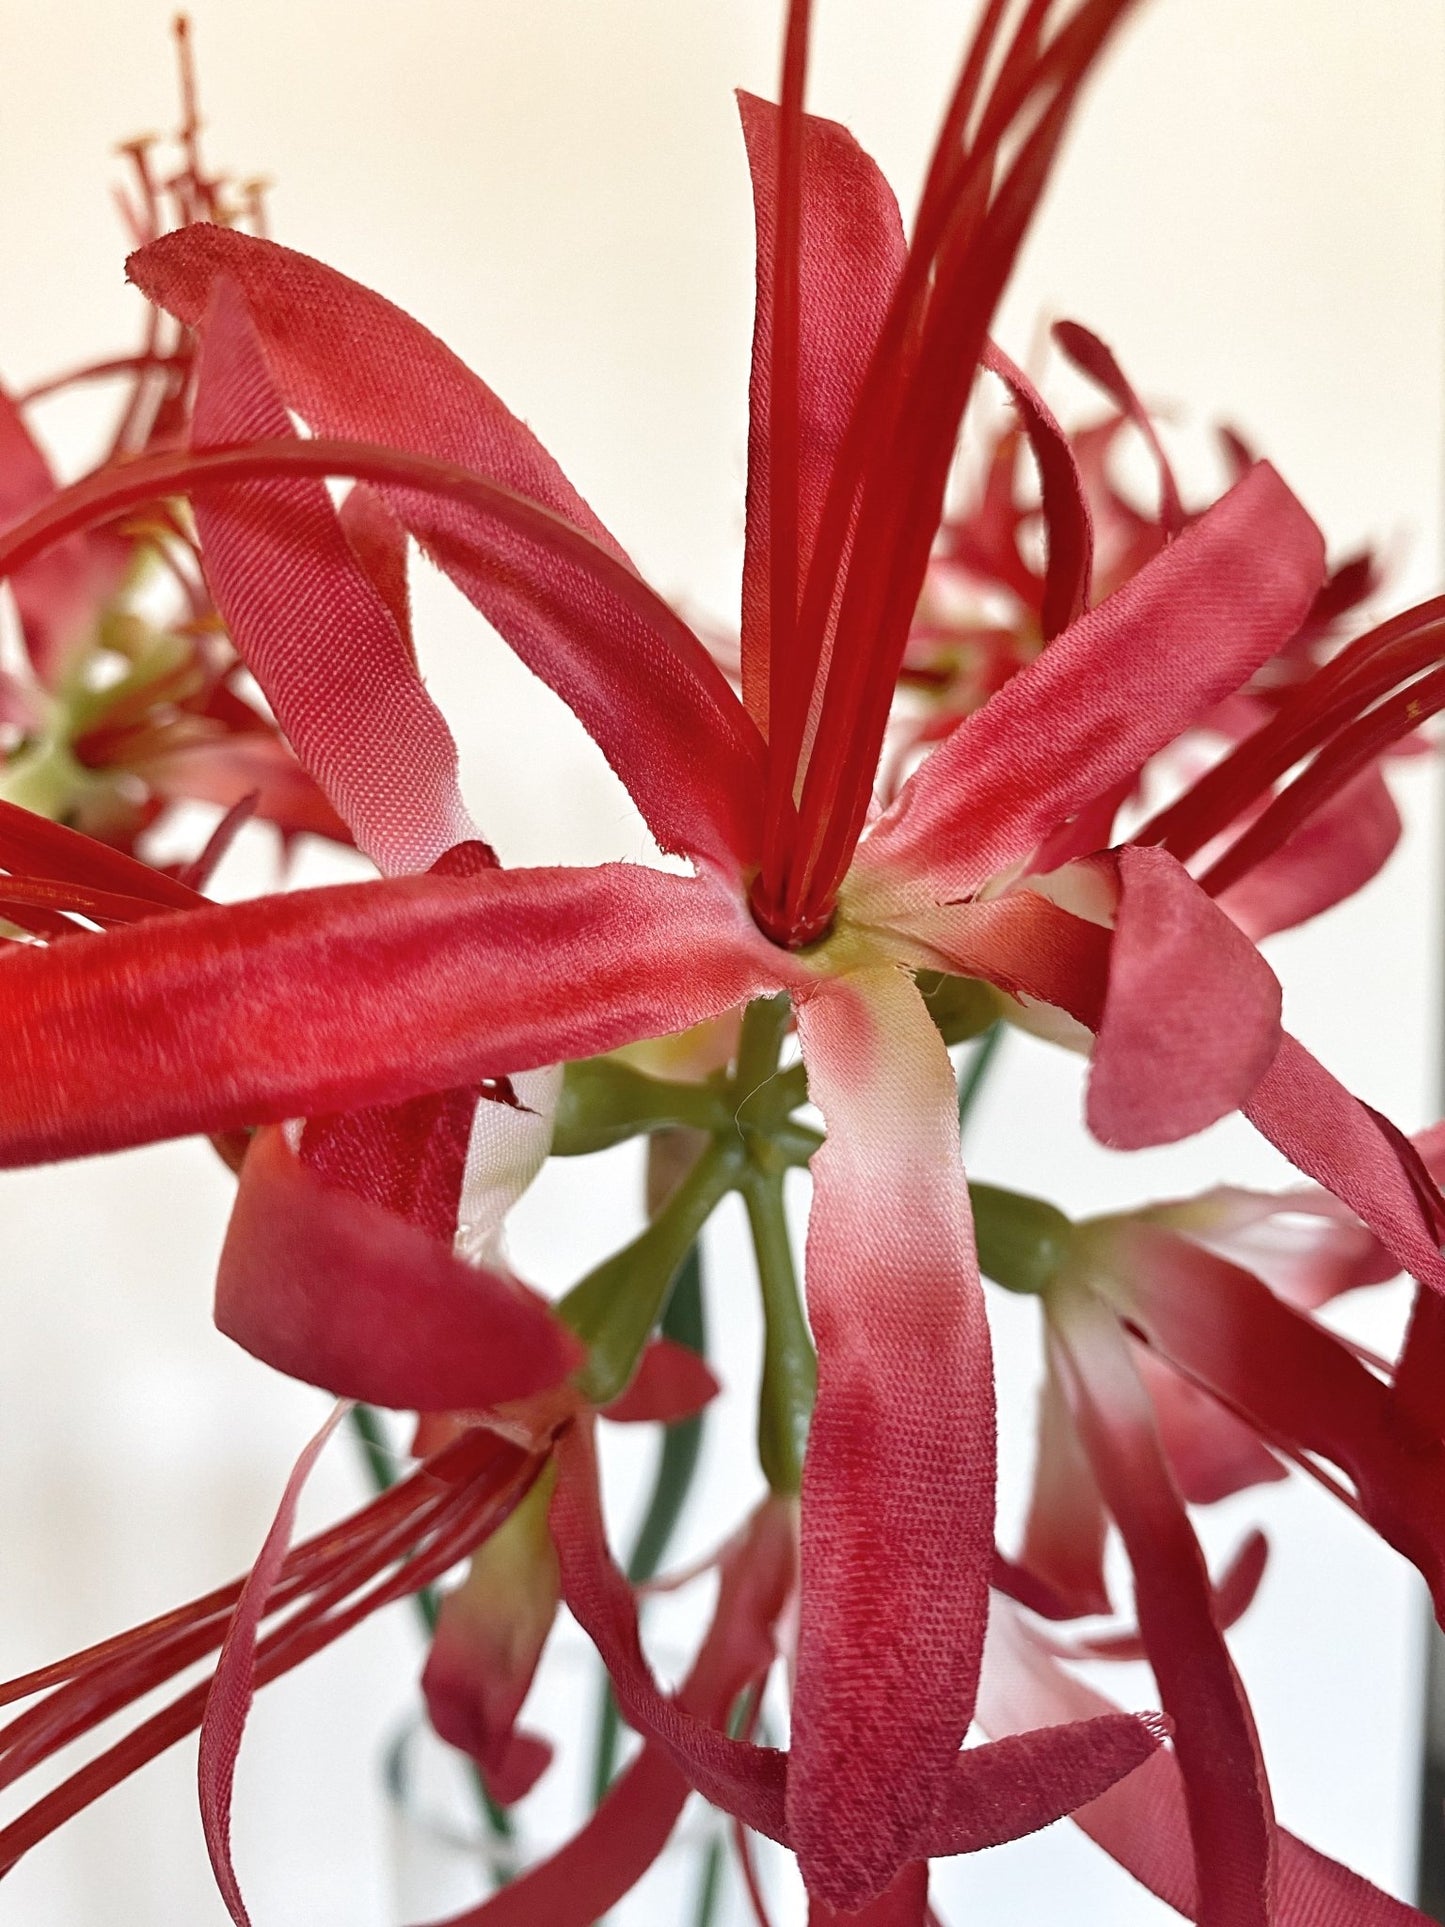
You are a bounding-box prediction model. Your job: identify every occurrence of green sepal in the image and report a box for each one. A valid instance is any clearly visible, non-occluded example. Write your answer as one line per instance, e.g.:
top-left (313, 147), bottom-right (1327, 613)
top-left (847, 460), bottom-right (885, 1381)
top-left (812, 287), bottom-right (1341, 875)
top-left (970, 1181), bottom-right (1075, 1296)
top-left (550, 1057), bottom-right (730, 1156)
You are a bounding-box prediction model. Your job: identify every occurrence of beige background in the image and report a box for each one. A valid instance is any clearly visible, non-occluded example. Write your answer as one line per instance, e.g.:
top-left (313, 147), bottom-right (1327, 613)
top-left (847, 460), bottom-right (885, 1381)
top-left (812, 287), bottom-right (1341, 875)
top-left (0, 2), bottom-right (1442, 1921)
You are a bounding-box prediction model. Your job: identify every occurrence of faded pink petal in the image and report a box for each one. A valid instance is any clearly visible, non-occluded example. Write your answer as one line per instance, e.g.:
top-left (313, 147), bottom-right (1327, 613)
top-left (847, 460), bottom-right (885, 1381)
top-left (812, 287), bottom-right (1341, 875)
top-left (790, 964), bottom-right (991, 1905)
top-left (1217, 764), bottom-right (1401, 941)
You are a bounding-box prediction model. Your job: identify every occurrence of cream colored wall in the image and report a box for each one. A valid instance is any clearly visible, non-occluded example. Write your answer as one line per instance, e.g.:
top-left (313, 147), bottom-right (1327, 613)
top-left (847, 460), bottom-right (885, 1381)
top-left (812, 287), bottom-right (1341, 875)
top-left (0, 3), bottom-right (1440, 1922)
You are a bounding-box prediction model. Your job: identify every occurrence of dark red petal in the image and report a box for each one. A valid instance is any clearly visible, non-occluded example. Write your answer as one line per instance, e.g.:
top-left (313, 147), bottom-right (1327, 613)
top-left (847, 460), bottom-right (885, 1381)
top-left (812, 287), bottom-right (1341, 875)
top-left (980, 339), bottom-right (1093, 638)
top-left (790, 967), bottom-right (993, 1907)
top-left (862, 464), bottom-right (1325, 899)
top-left (1051, 1294), bottom-right (1276, 1927)
top-left (735, 92), bottom-right (906, 736)
top-left (0, 862), bottom-right (794, 1166)
top-left (190, 279), bottom-right (475, 874)
top-left (1088, 847), bottom-right (1282, 1150)
top-left (808, 1863), bottom-right (929, 1927)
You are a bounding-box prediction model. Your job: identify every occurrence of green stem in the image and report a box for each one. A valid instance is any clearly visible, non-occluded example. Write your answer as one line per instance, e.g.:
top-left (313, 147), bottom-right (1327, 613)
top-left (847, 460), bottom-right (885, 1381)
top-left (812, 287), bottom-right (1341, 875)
top-left (344, 1405), bottom-right (515, 1858)
top-left (590, 1244), bottom-right (710, 1806)
top-left (690, 1835), bottom-right (726, 1927)
top-left (734, 991), bottom-right (793, 1104)
top-left (561, 1140), bottom-right (737, 1405)
top-left (744, 1170), bottom-right (816, 1496)
top-left (958, 1020), bottom-right (1004, 1132)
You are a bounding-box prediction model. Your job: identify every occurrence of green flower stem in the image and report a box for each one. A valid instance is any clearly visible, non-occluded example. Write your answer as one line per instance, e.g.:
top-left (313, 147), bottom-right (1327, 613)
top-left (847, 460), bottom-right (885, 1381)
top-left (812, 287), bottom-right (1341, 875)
top-left (590, 1245), bottom-right (709, 1806)
top-left (691, 1835), bottom-right (726, 1927)
top-left (734, 991), bottom-right (793, 1102)
top-left (343, 1404), bottom-right (515, 1859)
top-left (551, 1058), bottom-right (730, 1156)
top-left (957, 1020), bottom-right (1004, 1130)
top-left (743, 1168), bottom-right (816, 1497)
top-left (561, 1139), bottom-right (738, 1406)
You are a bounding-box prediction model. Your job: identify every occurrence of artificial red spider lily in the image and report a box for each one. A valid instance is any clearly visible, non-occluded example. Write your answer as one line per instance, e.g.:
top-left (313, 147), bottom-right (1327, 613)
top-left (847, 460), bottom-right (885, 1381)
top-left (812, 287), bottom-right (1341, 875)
top-left (0, 0), bottom-right (1441, 1910)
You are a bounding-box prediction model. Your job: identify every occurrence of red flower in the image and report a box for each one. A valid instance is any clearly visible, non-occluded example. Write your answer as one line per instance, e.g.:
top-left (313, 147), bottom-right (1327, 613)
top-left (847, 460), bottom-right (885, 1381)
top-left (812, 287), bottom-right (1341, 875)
top-left (0, 2), bottom-right (1439, 1914)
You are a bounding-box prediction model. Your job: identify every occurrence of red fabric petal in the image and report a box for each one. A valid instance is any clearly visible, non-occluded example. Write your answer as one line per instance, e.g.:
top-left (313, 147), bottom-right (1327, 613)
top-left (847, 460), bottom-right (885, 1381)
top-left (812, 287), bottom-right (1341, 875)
top-left (0, 382), bottom-right (119, 685)
top-left (1050, 1293), bottom-right (1276, 1927)
top-left (790, 966), bottom-right (993, 1906)
top-left (1088, 847), bottom-right (1282, 1149)
top-left (601, 1337), bottom-right (720, 1424)
top-left (1217, 763), bottom-right (1401, 941)
top-left (337, 482), bottom-right (412, 652)
top-left (216, 1127), bottom-right (580, 1409)
top-left (199, 1401), bottom-right (349, 1927)
top-left (130, 227), bottom-right (762, 871)
top-left (422, 1473), bottom-right (559, 1805)
top-left (190, 280), bottom-right (475, 874)
top-left (736, 93), bottom-right (907, 733)
top-left (433, 1493), bottom-right (795, 1927)
top-left (808, 1863), bottom-right (929, 1927)
top-left (980, 1601), bottom-right (1432, 1925)
top-left (980, 339), bottom-right (1093, 639)
top-left (0, 862), bottom-right (793, 1166)
top-left (1135, 1347), bottom-right (1286, 1507)
top-left (140, 734), bottom-right (354, 844)
top-left (1243, 1032), bottom-right (1445, 1302)
top-left (1019, 1347), bottom-right (1112, 1616)
top-left (860, 464), bottom-right (1325, 899)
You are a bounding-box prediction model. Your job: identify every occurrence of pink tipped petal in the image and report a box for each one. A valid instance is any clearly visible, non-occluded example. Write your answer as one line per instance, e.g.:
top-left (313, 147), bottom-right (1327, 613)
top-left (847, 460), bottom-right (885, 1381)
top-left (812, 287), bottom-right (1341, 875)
top-left (199, 1401), bottom-right (349, 1927)
top-left (980, 340), bottom-right (1093, 638)
top-left (0, 862), bottom-right (793, 1167)
top-left (1050, 1292), bottom-right (1276, 1927)
top-left (736, 93), bottom-right (907, 731)
top-left (601, 1338), bottom-right (721, 1424)
top-left (216, 1127), bottom-right (580, 1409)
top-left (130, 227), bottom-right (761, 870)
top-left (790, 966), bottom-right (993, 1907)
top-left (1088, 847), bottom-right (1282, 1149)
top-left (1218, 765), bottom-right (1401, 942)
top-left (808, 1863), bottom-right (930, 1927)
top-left (191, 280), bottom-right (474, 874)
top-left (863, 464), bottom-right (1325, 898)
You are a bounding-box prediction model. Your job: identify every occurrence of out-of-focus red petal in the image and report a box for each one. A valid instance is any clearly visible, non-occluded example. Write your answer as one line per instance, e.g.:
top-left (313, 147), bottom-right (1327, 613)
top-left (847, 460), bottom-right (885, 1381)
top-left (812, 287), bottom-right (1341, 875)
top-left (190, 280), bottom-right (475, 874)
top-left (1050, 1293), bottom-right (1276, 1927)
top-left (1217, 763), bottom-right (1401, 941)
top-left (1068, 1531), bottom-right (1270, 1663)
top-left (1019, 1347), bottom-right (1112, 1616)
top-left (860, 464), bottom-right (1325, 899)
top-left (130, 227), bottom-right (762, 872)
top-left (601, 1337), bottom-right (720, 1424)
top-left (736, 93), bottom-right (906, 734)
top-left (1052, 321), bottom-right (1185, 537)
top-left (140, 734), bottom-right (354, 844)
top-left (422, 1473), bottom-right (560, 1805)
top-left (1243, 1033), bottom-right (1445, 1302)
top-left (0, 861), bottom-right (794, 1166)
top-left (789, 965), bottom-right (992, 1907)
top-left (0, 797), bottom-right (202, 909)
top-left (0, 382), bottom-right (119, 686)
top-left (1135, 1347), bottom-right (1286, 1506)
top-left (434, 1491), bottom-right (795, 1927)
top-left (980, 339), bottom-right (1093, 638)
top-left (199, 1401), bottom-right (349, 1927)
top-left (979, 1600), bottom-right (1432, 1925)
top-left (1088, 847), bottom-right (1281, 1150)
top-left (216, 1127), bottom-right (580, 1409)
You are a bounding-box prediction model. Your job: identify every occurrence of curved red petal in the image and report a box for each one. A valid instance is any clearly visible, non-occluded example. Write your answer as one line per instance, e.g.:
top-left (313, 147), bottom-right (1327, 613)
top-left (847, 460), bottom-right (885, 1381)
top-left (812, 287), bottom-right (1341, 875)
top-left (1088, 847), bottom-right (1282, 1149)
top-left (789, 967), bottom-right (993, 1907)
